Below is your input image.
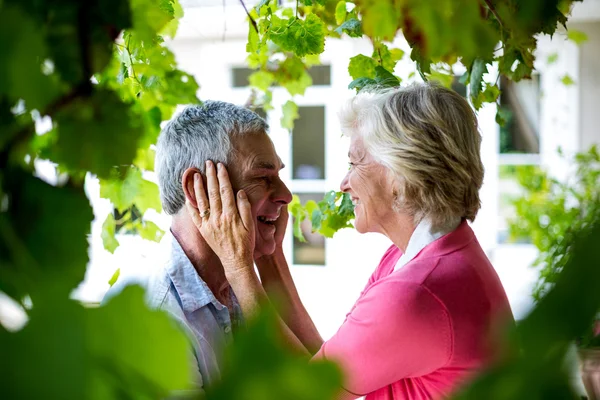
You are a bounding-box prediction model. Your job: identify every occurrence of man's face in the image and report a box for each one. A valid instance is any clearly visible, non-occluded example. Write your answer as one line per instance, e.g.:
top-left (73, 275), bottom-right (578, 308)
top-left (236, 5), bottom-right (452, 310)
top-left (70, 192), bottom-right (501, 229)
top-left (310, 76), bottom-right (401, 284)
top-left (228, 132), bottom-right (292, 259)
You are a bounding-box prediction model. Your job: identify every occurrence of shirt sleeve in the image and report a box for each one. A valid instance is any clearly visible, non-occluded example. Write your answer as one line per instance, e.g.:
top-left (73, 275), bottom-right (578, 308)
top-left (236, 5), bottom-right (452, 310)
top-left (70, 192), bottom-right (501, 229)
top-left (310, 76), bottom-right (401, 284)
top-left (313, 280), bottom-right (453, 396)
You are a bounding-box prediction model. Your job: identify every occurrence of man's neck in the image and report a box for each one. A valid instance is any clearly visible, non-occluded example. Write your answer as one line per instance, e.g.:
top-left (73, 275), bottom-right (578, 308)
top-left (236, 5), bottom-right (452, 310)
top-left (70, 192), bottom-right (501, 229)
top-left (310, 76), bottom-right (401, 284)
top-left (171, 214), bottom-right (230, 301)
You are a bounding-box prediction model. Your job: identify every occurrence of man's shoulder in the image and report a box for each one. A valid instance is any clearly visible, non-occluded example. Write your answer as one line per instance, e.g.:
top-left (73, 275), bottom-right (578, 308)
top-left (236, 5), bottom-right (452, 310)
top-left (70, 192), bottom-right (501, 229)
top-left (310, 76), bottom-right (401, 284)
top-left (101, 255), bottom-right (172, 309)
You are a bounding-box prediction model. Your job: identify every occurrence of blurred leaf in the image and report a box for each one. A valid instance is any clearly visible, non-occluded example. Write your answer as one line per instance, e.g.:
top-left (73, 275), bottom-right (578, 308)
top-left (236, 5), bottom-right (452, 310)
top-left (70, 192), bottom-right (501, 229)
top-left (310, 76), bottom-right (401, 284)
top-left (249, 70), bottom-right (275, 91)
top-left (108, 268), bottom-right (121, 287)
top-left (335, 18), bottom-right (362, 38)
top-left (0, 5), bottom-right (59, 110)
top-left (130, 0), bottom-right (175, 42)
top-left (547, 52), bottom-right (559, 64)
top-left (101, 213), bottom-right (120, 254)
top-left (281, 100), bottom-right (299, 131)
top-left (100, 167), bottom-right (161, 214)
top-left (50, 89), bottom-right (145, 179)
top-left (566, 29), bottom-right (588, 45)
top-left (206, 308), bottom-right (342, 400)
top-left (335, 1), bottom-right (347, 25)
top-left (560, 74), bottom-right (575, 86)
top-left (289, 195), bottom-right (306, 242)
top-left (137, 220), bottom-right (165, 242)
top-left (469, 58), bottom-right (488, 109)
top-left (0, 173), bottom-right (93, 301)
top-left (348, 77), bottom-right (376, 91)
top-left (360, 0), bottom-right (398, 40)
top-left (348, 54), bottom-right (377, 80)
top-left (0, 286), bottom-right (192, 399)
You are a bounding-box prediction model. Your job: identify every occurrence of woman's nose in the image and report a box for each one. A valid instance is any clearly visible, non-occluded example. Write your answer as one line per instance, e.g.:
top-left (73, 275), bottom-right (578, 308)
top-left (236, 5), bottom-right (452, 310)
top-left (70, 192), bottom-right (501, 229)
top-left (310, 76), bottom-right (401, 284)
top-left (340, 171), bottom-right (350, 193)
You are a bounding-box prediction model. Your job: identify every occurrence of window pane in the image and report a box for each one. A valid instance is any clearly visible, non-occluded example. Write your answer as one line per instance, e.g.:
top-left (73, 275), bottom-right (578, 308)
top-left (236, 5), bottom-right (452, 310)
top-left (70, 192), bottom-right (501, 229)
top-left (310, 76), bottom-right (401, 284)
top-left (499, 75), bottom-right (541, 154)
top-left (293, 193), bottom-right (326, 266)
top-left (292, 106), bottom-right (325, 180)
top-left (231, 65), bottom-right (331, 88)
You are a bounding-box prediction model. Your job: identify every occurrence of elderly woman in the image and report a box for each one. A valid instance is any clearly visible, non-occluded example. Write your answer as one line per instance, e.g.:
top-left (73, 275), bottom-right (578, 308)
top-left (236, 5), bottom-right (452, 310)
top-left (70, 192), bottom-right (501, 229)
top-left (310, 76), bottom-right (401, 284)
top-left (186, 82), bottom-right (514, 400)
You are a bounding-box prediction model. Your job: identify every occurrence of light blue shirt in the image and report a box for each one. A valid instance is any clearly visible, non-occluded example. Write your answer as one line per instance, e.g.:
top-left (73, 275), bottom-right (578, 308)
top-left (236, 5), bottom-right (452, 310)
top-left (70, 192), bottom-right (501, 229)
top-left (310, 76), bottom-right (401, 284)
top-left (103, 230), bottom-right (243, 390)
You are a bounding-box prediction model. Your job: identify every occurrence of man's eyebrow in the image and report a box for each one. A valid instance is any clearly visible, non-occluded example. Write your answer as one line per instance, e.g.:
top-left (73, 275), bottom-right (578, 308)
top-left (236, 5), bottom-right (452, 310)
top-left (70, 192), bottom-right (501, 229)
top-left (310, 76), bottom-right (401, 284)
top-left (252, 161), bottom-right (285, 171)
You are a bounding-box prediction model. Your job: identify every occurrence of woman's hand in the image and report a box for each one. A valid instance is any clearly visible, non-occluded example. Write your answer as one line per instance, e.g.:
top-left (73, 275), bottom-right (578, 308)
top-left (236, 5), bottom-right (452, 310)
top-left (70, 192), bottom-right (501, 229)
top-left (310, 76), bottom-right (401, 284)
top-left (186, 160), bottom-right (255, 277)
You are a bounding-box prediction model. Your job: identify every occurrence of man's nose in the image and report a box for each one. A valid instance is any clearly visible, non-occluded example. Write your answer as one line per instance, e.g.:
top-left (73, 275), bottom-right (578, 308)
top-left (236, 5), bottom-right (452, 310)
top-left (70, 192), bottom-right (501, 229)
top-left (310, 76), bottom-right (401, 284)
top-left (340, 171), bottom-right (350, 193)
top-left (272, 179), bottom-right (293, 205)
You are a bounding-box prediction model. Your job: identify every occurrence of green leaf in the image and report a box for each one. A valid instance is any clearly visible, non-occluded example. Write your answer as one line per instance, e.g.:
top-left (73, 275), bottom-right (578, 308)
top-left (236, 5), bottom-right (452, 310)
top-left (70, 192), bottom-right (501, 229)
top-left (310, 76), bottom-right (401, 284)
top-left (130, 0), bottom-right (175, 42)
top-left (335, 18), bottom-right (363, 38)
top-left (206, 308), bottom-right (342, 400)
top-left (50, 89), bottom-right (145, 179)
top-left (137, 220), bottom-right (165, 242)
top-left (410, 47), bottom-right (431, 80)
top-left (374, 44), bottom-right (404, 72)
top-left (0, 5), bottom-right (59, 110)
top-left (374, 66), bottom-right (400, 87)
top-left (348, 54), bottom-right (377, 80)
top-left (269, 14), bottom-right (325, 58)
top-left (496, 107), bottom-right (512, 127)
top-left (469, 58), bottom-right (488, 109)
top-left (100, 167), bottom-right (162, 213)
top-left (289, 195), bottom-right (306, 242)
top-left (348, 77), bottom-right (376, 91)
top-left (0, 173), bottom-right (93, 300)
top-left (249, 70), bottom-right (275, 91)
top-left (560, 74), bottom-right (575, 86)
top-left (247, 19), bottom-right (260, 54)
top-left (361, 1), bottom-right (398, 40)
top-left (108, 268), bottom-right (121, 287)
top-left (567, 29), bottom-right (588, 45)
top-left (547, 52), bottom-right (559, 64)
top-left (101, 214), bottom-right (120, 254)
top-left (281, 100), bottom-right (299, 131)
top-left (335, 1), bottom-right (347, 25)
top-left (480, 83), bottom-right (501, 104)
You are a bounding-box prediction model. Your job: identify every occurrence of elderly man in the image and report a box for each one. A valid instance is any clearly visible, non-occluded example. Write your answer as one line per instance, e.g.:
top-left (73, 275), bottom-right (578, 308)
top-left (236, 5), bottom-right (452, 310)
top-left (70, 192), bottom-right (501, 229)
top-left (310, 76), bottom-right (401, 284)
top-left (104, 101), bottom-right (302, 388)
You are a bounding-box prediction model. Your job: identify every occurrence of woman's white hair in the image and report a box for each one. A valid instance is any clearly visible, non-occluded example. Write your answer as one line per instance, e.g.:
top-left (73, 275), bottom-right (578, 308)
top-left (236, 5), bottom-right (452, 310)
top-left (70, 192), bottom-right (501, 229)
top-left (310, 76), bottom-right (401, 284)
top-left (339, 82), bottom-right (484, 227)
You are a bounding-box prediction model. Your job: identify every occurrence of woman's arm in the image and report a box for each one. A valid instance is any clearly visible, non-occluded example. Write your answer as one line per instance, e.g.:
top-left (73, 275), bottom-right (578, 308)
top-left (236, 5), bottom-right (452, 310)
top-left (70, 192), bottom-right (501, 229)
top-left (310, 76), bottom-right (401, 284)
top-left (185, 161), bottom-right (310, 356)
top-left (256, 247), bottom-right (324, 354)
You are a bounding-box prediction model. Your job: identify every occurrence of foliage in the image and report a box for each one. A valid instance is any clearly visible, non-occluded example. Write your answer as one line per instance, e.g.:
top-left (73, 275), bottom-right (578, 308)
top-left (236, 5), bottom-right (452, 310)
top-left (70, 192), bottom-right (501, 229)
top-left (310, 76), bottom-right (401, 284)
top-left (507, 145), bottom-right (600, 302)
top-left (207, 309), bottom-right (343, 400)
top-left (290, 191), bottom-right (355, 241)
top-left (0, 0), bottom-right (200, 396)
top-left (453, 215), bottom-right (600, 399)
top-left (241, 0), bottom-right (584, 237)
top-left (2, 0), bottom-right (600, 399)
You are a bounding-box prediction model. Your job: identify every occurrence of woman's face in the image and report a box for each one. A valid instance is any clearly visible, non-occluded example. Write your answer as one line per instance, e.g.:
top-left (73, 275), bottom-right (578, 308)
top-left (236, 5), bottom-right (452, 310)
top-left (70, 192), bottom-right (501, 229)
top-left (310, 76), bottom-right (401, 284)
top-left (340, 136), bottom-right (397, 234)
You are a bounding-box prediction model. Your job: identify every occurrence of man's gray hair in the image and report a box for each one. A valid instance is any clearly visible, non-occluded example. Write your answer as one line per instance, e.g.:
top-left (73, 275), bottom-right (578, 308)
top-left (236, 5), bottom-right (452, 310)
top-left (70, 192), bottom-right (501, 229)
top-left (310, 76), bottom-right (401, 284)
top-left (155, 101), bottom-right (268, 215)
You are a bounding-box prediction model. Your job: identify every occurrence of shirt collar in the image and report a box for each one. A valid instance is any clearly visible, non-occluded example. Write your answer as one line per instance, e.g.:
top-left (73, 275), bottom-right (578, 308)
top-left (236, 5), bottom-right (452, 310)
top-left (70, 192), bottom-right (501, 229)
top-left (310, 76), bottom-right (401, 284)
top-left (163, 230), bottom-right (226, 314)
top-left (393, 217), bottom-right (462, 272)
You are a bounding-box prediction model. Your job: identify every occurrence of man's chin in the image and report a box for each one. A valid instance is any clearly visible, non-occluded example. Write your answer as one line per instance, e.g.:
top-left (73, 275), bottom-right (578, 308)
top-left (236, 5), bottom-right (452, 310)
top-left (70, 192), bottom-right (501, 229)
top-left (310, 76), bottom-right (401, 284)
top-left (253, 239), bottom-right (277, 260)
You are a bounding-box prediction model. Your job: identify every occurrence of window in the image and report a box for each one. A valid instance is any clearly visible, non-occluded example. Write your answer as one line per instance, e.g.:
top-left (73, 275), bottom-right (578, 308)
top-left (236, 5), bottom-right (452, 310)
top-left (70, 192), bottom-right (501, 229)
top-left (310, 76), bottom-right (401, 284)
top-left (292, 106), bottom-right (326, 180)
top-left (497, 75), bottom-right (542, 244)
top-left (292, 193), bottom-right (326, 265)
top-left (231, 65), bottom-right (331, 88)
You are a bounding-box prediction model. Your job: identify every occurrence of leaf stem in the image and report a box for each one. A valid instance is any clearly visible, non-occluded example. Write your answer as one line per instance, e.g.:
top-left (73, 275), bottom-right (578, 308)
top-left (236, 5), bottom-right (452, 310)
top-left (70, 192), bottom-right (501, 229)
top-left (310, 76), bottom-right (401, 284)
top-left (239, 0), bottom-right (259, 34)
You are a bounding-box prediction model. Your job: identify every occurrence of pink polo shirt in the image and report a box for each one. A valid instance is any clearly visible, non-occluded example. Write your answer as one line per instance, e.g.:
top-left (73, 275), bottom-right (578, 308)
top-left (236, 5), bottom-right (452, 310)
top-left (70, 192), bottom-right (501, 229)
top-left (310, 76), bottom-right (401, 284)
top-left (314, 221), bottom-right (513, 399)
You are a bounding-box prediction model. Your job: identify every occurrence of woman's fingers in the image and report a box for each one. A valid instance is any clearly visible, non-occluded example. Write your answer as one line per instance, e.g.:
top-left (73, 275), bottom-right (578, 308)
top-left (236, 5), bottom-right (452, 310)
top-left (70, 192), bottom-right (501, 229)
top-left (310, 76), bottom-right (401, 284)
top-left (205, 161), bottom-right (222, 216)
top-left (186, 199), bottom-right (202, 229)
top-left (193, 173), bottom-right (210, 217)
top-left (216, 163), bottom-right (237, 214)
top-left (237, 190), bottom-right (254, 233)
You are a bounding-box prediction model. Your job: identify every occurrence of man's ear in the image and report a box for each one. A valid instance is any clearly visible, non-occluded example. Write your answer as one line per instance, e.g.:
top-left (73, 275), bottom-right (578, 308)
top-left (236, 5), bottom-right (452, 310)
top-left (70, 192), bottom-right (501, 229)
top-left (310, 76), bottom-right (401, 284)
top-left (182, 167), bottom-right (203, 208)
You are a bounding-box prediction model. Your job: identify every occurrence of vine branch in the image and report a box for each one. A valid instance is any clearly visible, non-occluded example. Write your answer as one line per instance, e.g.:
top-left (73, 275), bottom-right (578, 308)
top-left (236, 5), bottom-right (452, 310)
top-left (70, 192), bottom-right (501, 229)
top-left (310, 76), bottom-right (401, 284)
top-left (239, 0), bottom-right (259, 34)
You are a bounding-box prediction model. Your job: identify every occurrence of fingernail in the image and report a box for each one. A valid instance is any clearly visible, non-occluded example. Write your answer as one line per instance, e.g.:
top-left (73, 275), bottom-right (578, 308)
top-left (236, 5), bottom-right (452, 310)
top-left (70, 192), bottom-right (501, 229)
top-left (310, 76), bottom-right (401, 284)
top-left (217, 162), bottom-right (223, 170)
top-left (194, 173), bottom-right (199, 182)
top-left (238, 190), bottom-right (247, 199)
top-left (206, 160), bottom-right (212, 169)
